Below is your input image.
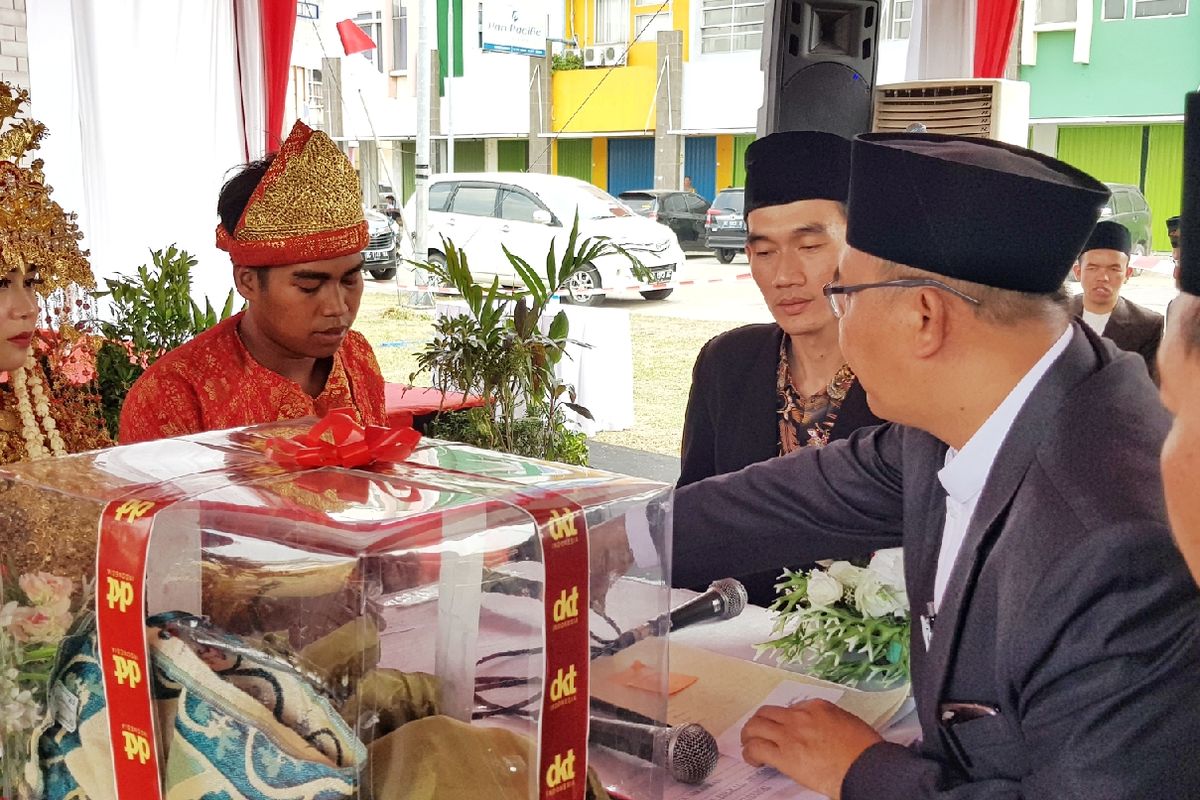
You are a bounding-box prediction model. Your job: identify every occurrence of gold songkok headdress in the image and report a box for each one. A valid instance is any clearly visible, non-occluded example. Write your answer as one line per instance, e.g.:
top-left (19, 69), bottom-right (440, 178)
top-left (215, 120), bottom-right (368, 267)
top-left (0, 83), bottom-right (94, 293)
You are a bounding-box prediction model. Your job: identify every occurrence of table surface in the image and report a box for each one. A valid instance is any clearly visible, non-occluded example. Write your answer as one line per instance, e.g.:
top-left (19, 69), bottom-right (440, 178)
top-left (384, 384), bottom-right (484, 429)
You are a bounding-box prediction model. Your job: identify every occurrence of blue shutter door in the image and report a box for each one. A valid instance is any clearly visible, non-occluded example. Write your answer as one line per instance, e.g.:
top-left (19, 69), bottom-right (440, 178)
top-left (607, 138), bottom-right (655, 199)
top-left (684, 136), bottom-right (717, 202)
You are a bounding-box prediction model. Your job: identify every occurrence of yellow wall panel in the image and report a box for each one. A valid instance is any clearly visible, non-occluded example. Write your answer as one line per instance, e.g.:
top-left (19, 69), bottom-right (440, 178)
top-left (551, 139), bottom-right (558, 174)
top-left (627, 40), bottom-right (657, 68)
top-left (552, 67), bottom-right (657, 133)
top-left (716, 134), bottom-right (734, 190)
top-left (591, 137), bottom-right (608, 189)
top-left (675, 0), bottom-right (689, 59)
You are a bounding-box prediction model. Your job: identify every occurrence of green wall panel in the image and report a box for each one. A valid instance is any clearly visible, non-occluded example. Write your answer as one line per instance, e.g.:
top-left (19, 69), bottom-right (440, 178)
top-left (454, 139), bottom-right (486, 172)
top-left (556, 138), bottom-right (593, 182)
top-left (401, 142), bottom-right (415, 203)
top-left (498, 140), bottom-right (528, 172)
top-left (1145, 123), bottom-right (1184, 250)
top-left (1055, 125), bottom-right (1142, 186)
top-left (731, 134), bottom-right (754, 187)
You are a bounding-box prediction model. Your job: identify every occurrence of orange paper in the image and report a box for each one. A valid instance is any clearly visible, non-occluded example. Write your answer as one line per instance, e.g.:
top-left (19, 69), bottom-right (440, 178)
top-left (611, 659), bottom-right (698, 696)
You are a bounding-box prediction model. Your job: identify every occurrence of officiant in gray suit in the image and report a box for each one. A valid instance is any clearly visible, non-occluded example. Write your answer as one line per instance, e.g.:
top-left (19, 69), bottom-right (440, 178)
top-left (672, 133), bottom-right (1200, 799)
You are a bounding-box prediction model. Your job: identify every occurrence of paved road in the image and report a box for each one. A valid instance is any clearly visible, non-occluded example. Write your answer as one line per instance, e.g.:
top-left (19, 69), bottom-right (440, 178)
top-left (371, 251), bottom-right (1181, 322)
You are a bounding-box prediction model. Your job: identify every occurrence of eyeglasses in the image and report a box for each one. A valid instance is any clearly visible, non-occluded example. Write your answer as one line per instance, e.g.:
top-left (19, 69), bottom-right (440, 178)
top-left (822, 279), bottom-right (981, 319)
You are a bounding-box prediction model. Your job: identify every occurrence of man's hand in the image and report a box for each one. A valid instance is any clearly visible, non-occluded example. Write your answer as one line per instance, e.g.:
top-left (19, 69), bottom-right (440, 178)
top-left (740, 699), bottom-right (882, 799)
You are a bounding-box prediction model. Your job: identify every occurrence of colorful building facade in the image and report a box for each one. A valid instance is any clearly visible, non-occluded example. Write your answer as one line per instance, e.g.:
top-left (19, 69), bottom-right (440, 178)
top-left (1020, 0), bottom-right (1198, 250)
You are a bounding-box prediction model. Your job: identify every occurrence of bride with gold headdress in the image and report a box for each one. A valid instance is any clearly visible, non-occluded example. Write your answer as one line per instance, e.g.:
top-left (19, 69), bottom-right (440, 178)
top-left (0, 82), bottom-right (109, 463)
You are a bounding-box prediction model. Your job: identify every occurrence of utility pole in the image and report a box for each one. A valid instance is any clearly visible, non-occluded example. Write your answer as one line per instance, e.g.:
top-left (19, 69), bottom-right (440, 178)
top-left (415, 0), bottom-right (432, 268)
top-left (408, 0), bottom-right (435, 307)
top-left (446, 0), bottom-right (456, 171)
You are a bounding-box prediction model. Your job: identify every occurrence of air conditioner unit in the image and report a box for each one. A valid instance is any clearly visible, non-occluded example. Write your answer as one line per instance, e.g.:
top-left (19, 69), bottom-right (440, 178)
top-left (562, 46), bottom-right (583, 63)
top-left (599, 43), bottom-right (627, 67)
top-left (582, 42), bottom-right (628, 68)
top-left (871, 79), bottom-right (1031, 146)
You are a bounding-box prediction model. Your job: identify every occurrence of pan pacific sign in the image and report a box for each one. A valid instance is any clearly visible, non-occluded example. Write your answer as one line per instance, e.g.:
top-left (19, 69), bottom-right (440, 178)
top-left (482, 0), bottom-right (549, 57)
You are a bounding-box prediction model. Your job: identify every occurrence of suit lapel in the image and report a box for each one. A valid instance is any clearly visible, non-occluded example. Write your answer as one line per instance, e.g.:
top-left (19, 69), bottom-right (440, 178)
top-left (920, 325), bottom-right (1102, 707)
top-left (910, 438), bottom-right (951, 731)
top-left (1103, 297), bottom-right (1129, 342)
top-left (1068, 294), bottom-right (1083, 318)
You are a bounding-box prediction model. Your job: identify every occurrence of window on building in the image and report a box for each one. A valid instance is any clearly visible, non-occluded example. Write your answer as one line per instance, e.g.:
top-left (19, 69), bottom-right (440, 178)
top-left (307, 68), bottom-right (324, 119)
top-left (355, 9), bottom-right (384, 73)
top-left (886, 0), bottom-right (912, 39)
top-left (1036, 0), bottom-right (1077, 25)
top-left (1103, 0), bottom-right (1127, 19)
top-left (595, 0), bottom-right (630, 43)
top-left (700, 0), bottom-right (765, 53)
top-left (391, 1), bottom-right (409, 72)
top-left (634, 2), bottom-right (673, 41)
top-left (1134, 0), bottom-right (1187, 16)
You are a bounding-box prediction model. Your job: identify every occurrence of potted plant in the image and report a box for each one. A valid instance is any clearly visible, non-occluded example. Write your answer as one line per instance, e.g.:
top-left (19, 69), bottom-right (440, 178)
top-left (410, 215), bottom-right (646, 465)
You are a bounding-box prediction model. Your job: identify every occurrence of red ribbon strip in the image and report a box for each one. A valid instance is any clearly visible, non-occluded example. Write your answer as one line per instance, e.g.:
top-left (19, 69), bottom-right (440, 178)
top-left (264, 407), bottom-right (422, 469)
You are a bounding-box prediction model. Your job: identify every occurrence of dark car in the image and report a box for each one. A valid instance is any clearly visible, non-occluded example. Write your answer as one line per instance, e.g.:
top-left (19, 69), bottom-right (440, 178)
top-left (704, 188), bottom-right (746, 264)
top-left (363, 208), bottom-right (400, 279)
top-left (617, 190), bottom-right (710, 252)
top-left (1104, 182), bottom-right (1153, 259)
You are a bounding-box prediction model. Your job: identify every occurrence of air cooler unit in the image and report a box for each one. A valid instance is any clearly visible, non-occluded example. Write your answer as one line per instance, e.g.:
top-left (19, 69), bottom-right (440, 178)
top-left (871, 79), bottom-right (1031, 146)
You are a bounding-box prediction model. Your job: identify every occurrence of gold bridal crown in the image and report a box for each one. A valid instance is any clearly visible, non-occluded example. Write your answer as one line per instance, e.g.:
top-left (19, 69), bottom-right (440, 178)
top-left (0, 82), bottom-right (94, 293)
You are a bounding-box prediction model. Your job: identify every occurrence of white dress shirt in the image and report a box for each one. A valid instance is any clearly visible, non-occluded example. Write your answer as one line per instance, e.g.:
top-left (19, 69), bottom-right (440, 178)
top-left (932, 327), bottom-right (1074, 611)
top-left (1081, 308), bottom-right (1111, 336)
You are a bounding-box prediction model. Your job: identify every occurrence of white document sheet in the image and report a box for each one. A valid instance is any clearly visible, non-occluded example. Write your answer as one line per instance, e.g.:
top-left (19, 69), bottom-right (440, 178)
top-left (667, 681), bottom-right (845, 800)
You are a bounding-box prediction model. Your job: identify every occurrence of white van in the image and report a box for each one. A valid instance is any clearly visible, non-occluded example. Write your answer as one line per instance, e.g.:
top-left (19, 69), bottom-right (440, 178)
top-left (404, 172), bottom-right (685, 305)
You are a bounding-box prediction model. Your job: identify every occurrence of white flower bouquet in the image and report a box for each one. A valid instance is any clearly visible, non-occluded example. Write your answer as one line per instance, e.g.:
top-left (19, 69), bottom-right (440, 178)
top-left (1, 568), bottom-right (88, 797)
top-left (757, 549), bottom-right (911, 687)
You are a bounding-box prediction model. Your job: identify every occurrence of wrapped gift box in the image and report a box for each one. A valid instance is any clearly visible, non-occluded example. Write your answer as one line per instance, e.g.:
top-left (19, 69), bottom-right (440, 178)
top-left (0, 417), bottom-right (673, 800)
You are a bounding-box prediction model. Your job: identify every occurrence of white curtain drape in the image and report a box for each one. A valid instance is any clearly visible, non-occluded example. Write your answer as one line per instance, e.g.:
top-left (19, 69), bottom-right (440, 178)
top-left (904, 0), bottom-right (977, 81)
top-left (27, 0), bottom-right (264, 309)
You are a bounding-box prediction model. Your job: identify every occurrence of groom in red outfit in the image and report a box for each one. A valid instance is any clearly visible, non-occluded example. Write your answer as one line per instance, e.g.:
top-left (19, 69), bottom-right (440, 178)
top-left (119, 121), bottom-right (386, 443)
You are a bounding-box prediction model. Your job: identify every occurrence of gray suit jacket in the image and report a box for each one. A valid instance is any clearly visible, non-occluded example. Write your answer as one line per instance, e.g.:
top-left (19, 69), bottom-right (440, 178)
top-left (673, 323), bottom-right (1200, 798)
top-left (1069, 294), bottom-right (1163, 382)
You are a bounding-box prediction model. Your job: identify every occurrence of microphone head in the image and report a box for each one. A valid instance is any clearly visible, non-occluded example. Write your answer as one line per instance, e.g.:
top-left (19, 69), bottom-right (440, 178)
top-left (709, 578), bottom-right (748, 619)
top-left (659, 723), bottom-right (719, 785)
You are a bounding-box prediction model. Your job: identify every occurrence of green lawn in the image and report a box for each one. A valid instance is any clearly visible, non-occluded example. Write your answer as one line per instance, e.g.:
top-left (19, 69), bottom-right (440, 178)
top-left (354, 293), bottom-right (435, 386)
top-left (354, 292), bottom-right (740, 456)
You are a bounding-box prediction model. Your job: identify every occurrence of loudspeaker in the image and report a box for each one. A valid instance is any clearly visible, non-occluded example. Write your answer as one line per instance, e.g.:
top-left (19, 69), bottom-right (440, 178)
top-left (761, 0), bottom-right (880, 139)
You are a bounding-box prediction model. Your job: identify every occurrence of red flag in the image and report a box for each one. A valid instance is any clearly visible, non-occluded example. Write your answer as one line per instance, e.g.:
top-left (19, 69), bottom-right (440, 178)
top-left (336, 19), bottom-right (377, 56)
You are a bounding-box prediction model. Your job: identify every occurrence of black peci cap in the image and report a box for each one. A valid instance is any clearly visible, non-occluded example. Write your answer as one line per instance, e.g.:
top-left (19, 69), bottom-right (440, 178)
top-left (846, 133), bottom-right (1110, 293)
top-left (1181, 93), bottom-right (1199, 296)
top-left (1081, 220), bottom-right (1132, 257)
top-left (744, 131), bottom-right (851, 217)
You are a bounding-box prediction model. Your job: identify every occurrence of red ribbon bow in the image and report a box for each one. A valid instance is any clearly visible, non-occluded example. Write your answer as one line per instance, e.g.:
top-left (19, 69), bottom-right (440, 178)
top-left (264, 408), bottom-right (421, 469)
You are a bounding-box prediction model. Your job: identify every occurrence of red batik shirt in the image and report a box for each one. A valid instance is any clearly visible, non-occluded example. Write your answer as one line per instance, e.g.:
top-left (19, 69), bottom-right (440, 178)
top-left (118, 313), bottom-right (387, 444)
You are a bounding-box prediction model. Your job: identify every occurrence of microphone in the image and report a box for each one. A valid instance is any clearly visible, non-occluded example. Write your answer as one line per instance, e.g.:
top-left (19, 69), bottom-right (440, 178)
top-left (590, 697), bottom-right (667, 727)
top-left (669, 578), bottom-right (748, 630)
top-left (604, 578), bottom-right (748, 653)
top-left (589, 717), bottom-right (719, 785)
